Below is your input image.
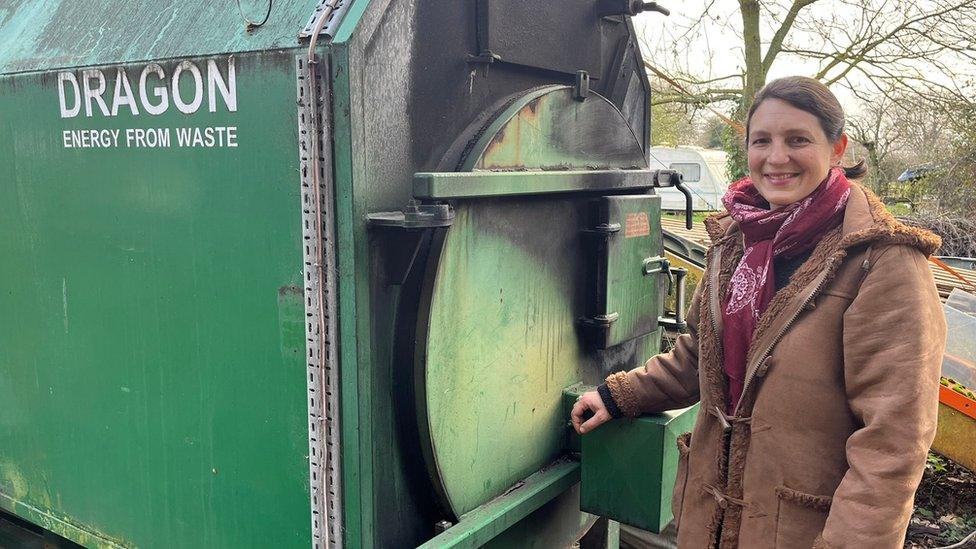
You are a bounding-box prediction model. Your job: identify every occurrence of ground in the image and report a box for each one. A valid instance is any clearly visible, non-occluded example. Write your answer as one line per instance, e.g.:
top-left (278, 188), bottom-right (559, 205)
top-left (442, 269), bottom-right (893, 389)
top-left (907, 453), bottom-right (976, 548)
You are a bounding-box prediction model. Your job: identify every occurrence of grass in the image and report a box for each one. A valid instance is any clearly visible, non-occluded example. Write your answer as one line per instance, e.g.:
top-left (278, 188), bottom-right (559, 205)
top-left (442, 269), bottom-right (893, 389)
top-left (662, 210), bottom-right (717, 226)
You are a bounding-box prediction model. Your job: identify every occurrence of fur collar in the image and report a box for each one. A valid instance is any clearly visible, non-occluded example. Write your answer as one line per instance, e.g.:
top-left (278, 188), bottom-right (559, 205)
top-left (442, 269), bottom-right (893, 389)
top-left (696, 183), bottom-right (941, 418)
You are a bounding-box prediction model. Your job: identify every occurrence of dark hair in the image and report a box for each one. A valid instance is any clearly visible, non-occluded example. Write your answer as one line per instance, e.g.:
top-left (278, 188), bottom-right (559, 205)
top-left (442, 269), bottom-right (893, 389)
top-left (746, 76), bottom-right (867, 180)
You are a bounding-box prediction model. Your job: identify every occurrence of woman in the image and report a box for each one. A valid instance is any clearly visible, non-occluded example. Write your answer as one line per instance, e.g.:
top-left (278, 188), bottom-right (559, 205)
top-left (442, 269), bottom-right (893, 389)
top-left (571, 76), bottom-right (946, 549)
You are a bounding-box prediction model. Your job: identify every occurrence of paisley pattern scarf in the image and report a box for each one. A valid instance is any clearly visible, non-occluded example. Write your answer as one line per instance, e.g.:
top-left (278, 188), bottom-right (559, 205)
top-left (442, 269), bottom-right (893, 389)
top-left (720, 167), bottom-right (851, 411)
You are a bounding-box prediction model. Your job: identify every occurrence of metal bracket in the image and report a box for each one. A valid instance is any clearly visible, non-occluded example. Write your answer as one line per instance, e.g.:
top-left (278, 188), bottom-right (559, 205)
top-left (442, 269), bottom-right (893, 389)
top-left (595, 0), bottom-right (671, 17)
top-left (367, 200), bottom-right (455, 229)
top-left (467, 51), bottom-right (502, 64)
top-left (579, 312), bottom-right (620, 328)
top-left (581, 222), bottom-right (622, 237)
top-left (574, 71), bottom-right (590, 102)
top-left (299, 0), bottom-right (351, 40)
top-left (296, 55), bottom-right (342, 549)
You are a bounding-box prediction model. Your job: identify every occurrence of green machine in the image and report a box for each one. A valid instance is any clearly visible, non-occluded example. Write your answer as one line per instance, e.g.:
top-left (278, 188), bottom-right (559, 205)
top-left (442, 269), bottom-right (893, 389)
top-left (0, 0), bottom-right (696, 547)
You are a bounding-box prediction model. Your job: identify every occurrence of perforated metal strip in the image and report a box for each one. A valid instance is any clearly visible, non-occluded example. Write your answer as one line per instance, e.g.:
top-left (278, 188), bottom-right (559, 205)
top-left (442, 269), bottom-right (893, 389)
top-left (296, 55), bottom-right (342, 549)
top-left (299, 0), bottom-right (351, 39)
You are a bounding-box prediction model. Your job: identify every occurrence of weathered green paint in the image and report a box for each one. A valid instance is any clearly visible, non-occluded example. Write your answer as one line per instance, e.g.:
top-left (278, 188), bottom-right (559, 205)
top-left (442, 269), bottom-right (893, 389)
top-left (579, 403), bottom-right (698, 533)
top-left (327, 36), bottom-right (371, 549)
top-left (482, 486), bottom-right (600, 549)
top-left (1, 510), bottom-right (84, 549)
top-left (0, 1), bottom-right (320, 75)
top-left (1, 1), bottom-right (672, 548)
top-left (413, 170), bottom-right (657, 200)
top-left (607, 519), bottom-right (620, 547)
top-left (462, 87), bottom-right (645, 171)
top-left (415, 80), bottom-right (664, 532)
top-left (593, 195), bottom-right (664, 348)
top-left (0, 52), bottom-right (310, 547)
top-left (417, 460), bottom-right (581, 549)
top-left (422, 196), bottom-right (660, 518)
top-left (0, 499), bottom-right (119, 549)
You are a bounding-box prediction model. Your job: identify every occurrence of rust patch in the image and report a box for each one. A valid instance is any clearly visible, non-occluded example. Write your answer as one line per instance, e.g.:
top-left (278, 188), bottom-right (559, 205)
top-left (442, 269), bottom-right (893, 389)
top-left (624, 212), bottom-right (651, 238)
top-left (523, 96), bottom-right (542, 119)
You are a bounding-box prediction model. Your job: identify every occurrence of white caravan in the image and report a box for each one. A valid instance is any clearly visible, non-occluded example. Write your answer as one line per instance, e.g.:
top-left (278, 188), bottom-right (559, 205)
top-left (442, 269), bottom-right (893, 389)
top-left (649, 146), bottom-right (730, 211)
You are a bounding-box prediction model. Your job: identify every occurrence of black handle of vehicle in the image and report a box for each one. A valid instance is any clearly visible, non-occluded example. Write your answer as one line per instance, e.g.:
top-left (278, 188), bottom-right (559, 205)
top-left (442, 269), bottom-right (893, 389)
top-left (674, 179), bottom-right (693, 230)
top-left (653, 169), bottom-right (693, 230)
top-left (596, 0), bottom-right (670, 17)
top-left (638, 2), bottom-right (670, 16)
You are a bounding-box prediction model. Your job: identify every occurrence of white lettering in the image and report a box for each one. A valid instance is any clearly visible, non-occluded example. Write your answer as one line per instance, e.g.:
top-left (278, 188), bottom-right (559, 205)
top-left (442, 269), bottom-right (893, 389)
top-left (60, 57), bottom-right (239, 121)
top-left (111, 69), bottom-right (140, 116)
top-left (62, 130), bottom-right (72, 147)
top-left (176, 127), bottom-right (192, 146)
top-left (125, 127), bottom-right (171, 148)
top-left (207, 58), bottom-right (237, 113)
top-left (174, 126), bottom-right (237, 147)
top-left (82, 70), bottom-right (110, 117)
top-left (139, 64), bottom-right (169, 116)
top-left (58, 73), bottom-right (81, 118)
top-left (172, 61), bottom-right (204, 114)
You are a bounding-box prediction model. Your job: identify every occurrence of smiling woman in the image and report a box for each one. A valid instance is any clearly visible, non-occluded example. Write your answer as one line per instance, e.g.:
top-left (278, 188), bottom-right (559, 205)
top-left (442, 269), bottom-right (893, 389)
top-left (572, 76), bottom-right (947, 549)
top-left (747, 99), bottom-right (846, 208)
top-left (744, 78), bottom-right (866, 208)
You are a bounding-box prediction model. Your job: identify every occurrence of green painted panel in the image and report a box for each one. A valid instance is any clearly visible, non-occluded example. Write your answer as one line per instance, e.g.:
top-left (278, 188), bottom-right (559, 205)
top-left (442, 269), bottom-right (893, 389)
top-left (0, 52), bottom-right (310, 547)
top-left (327, 42), bottom-right (371, 549)
top-left (412, 170), bottom-right (657, 200)
top-left (579, 404), bottom-right (698, 533)
top-left (464, 87), bottom-right (645, 171)
top-left (423, 196), bottom-right (642, 518)
top-left (419, 83), bottom-right (657, 521)
top-left (418, 460), bottom-right (582, 549)
top-left (593, 195), bottom-right (664, 348)
top-left (0, 0), bottom-right (321, 74)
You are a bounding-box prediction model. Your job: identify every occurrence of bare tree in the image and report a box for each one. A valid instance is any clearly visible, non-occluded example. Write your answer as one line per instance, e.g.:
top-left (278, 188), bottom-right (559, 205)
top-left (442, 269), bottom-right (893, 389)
top-left (644, 0), bottom-right (976, 108)
top-left (640, 0), bottom-right (976, 181)
top-left (845, 88), bottom-right (976, 216)
top-left (847, 94), bottom-right (903, 196)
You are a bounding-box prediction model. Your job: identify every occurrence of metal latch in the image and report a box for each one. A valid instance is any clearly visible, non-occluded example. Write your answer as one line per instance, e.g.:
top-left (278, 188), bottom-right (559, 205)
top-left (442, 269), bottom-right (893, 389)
top-left (643, 256), bottom-right (673, 295)
top-left (658, 266), bottom-right (689, 331)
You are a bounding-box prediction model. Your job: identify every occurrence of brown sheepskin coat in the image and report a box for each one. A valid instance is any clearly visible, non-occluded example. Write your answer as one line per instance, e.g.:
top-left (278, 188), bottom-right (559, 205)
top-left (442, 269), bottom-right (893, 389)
top-left (605, 184), bottom-right (947, 549)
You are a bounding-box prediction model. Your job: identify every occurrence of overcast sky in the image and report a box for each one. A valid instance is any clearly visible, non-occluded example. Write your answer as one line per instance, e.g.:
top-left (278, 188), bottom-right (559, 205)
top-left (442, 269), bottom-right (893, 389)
top-left (628, 0), bottom-right (976, 115)
top-left (631, 1), bottom-right (863, 110)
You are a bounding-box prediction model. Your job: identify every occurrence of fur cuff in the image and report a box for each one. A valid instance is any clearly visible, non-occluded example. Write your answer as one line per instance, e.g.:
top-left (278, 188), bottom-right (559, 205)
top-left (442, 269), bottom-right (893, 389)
top-left (604, 371), bottom-right (641, 417)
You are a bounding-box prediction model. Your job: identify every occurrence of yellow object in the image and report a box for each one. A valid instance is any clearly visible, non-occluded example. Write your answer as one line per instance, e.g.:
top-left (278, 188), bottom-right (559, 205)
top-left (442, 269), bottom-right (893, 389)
top-left (932, 402), bottom-right (976, 472)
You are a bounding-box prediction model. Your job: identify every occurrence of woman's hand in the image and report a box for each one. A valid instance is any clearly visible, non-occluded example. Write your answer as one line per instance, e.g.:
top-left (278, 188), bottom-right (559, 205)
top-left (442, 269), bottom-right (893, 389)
top-left (571, 390), bottom-right (612, 435)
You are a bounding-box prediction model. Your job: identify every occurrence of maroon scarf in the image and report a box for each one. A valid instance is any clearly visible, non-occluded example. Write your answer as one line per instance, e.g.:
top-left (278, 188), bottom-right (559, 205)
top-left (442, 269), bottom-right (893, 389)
top-left (720, 168), bottom-right (851, 412)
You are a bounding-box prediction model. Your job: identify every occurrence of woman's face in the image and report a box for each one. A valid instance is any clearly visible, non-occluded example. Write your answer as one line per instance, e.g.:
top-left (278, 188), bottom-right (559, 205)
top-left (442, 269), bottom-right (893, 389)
top-left (747, 98), bottom-right (848, 208)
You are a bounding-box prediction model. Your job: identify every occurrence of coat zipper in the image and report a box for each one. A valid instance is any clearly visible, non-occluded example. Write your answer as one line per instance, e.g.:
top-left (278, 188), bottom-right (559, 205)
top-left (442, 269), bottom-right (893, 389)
top-left (708, 244), bottom-right (724, 361)
top-left (731, 257), bottom-right (838, 417)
